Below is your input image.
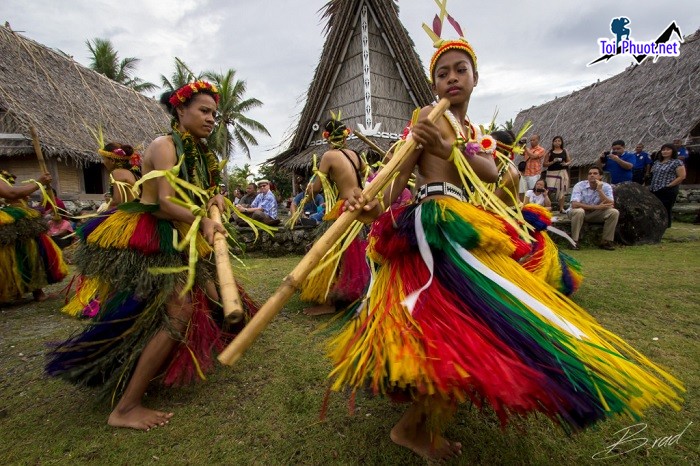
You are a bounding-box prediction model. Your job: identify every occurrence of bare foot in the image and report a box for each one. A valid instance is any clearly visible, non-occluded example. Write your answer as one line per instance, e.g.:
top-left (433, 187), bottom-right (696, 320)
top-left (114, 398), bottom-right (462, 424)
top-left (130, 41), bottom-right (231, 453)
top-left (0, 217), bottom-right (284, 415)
top-left (303, 304), bottom-right (336, 316)
top-left (108, 404), bottom-right (174, 431)
top-left (390, 422), bottom-right (462, 462)
top-left (32, 289), bottom-right (48, 302)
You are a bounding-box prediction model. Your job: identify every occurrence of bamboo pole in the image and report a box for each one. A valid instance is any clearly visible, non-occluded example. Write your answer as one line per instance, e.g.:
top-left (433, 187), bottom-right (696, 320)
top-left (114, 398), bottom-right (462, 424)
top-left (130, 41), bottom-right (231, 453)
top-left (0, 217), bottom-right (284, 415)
top-left (28, 125), bottom-right (59, 219)
top-left (354, 131), bottom-right (388, 159)
top-left (209, 204), bottom-right (244, 323)
top-left (218, 98), bottom-right (450, 366)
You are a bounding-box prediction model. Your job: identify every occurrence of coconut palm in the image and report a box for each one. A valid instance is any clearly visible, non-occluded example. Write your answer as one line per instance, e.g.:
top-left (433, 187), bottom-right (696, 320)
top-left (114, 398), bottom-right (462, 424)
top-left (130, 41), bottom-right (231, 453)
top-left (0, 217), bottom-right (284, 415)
top-left (160, 57), bottom-right (200, 92)
top-left (85, 38), bottom-right (157, 93)
top-left (203, 69), bottom-right (270, 160)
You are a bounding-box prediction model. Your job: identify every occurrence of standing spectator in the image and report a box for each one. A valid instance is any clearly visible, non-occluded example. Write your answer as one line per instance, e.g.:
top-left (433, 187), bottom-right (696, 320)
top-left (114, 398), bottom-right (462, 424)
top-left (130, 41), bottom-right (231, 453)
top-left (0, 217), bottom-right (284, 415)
top-left (631, 143), bottom-right (652, 184)
top-left (239, 179), bottom-right (280, 225)
top-left (674, 138), bottom-right (689, 165)
top-left (543, 135), bottom-right (571, 212)
top-left (522, 134), bottom-right (546, 192)
top-left (567, 167), bottom-right (619, 250)
top-left (238, 182), bottom-right (257, 207)
top-left (524, 179), bottom-right (552, 210)
top-left (649, 143), bottom-right (686, 228)
top-left (598, 139), bottom-right (635, 184)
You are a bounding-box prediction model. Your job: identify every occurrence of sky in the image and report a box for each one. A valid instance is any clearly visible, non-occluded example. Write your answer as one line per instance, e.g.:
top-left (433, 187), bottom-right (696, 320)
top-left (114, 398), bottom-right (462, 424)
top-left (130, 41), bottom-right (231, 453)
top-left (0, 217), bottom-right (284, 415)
top-left (1, 1), bottom-right (698, 172)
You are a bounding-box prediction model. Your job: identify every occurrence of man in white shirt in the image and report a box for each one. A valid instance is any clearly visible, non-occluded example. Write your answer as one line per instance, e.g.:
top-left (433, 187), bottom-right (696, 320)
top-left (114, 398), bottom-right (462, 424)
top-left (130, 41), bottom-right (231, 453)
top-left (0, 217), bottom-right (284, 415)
top-left (567, 167), bottom-right (619, 250)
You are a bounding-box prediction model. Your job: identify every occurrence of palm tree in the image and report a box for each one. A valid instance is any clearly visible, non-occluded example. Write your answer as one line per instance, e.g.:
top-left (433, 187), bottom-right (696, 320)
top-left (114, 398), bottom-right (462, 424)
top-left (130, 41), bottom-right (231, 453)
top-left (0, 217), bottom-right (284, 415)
top-left (160, 57), bottom-right (200, 93)
top-left (85, 38), bottom-right (157, 93)
top-left (500, 119), bottom-right (515, 132)
top-left (203, 69), bottom-right (270, 160)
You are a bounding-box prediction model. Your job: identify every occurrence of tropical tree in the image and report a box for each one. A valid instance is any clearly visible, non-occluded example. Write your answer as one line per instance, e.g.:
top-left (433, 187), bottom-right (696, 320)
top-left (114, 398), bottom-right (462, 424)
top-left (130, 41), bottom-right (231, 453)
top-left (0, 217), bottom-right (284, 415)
top-left (500, 119), bottom-right (515, 132)
top-left (160, 57), bottom-right (200, 93)
top-left (85, 38), bottom-right (157, 93)
top-left (258, 163), bottom-right (292, 201)
top-left (203, 69), bottom-right (270, 161)
top-left (227, 163), bottom-right (255, 194)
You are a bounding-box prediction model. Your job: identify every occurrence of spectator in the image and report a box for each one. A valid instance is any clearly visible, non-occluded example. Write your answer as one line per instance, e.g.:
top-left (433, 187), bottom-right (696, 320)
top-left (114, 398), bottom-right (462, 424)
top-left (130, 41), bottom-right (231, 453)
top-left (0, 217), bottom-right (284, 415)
top-left (524, 179), bottom-right (552, 210)
top-left (46, 214), bottom-right (74, 249)
top-left (238, 179), bottom-right (280, 226)
top-left (598, 139), bottom-right (634, 184)
top-left (649, 143), bottom-right (686, 228)
top-left (233, 188), bottom-right (243, 205)
top-left (291, 190), bottom-right (324, 217)
top-left (567, 167), bottom-right (619, 250)
top-left (238, 182), bottom-right (258, 207)
top-left (674, 138), bottom-right (689, 165)
top-left (543, 135), bottom-right (572, 212)
top-left (631, 143), bottom-right (652, 185)
top-left (522, 134), bottom-right (546, 192)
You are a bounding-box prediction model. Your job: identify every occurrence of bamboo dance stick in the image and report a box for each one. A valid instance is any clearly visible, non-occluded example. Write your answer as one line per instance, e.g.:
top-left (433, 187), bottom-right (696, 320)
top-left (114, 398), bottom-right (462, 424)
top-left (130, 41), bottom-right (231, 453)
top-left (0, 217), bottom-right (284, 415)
top-left (209, 204), bottom-right (244, 323)
top-left (218, 98), bottom-right (450, 366)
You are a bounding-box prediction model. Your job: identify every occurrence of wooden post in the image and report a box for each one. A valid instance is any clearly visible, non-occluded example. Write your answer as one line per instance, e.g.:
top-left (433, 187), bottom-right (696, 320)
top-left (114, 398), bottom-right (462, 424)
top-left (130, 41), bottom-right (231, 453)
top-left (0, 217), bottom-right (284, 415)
top-left (218, 98), bottom-right (450, 366)
top-left (29, 125), bottom-right (58, 219)
top-left (209, 204), bottom-right (244, 323)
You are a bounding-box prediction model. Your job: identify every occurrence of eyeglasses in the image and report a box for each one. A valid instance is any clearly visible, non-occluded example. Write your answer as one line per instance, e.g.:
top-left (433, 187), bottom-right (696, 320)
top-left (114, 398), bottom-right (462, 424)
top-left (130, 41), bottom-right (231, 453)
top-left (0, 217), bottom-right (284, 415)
top-left (259, 183), bottom-right (268, 187)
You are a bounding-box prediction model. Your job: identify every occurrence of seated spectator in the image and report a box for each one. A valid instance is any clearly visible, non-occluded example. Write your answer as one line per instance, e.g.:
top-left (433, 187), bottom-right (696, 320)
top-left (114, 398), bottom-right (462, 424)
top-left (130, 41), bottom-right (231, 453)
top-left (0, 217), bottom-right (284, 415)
top-left (291, 190), bottom-right (324, 216)
top-left (238, 182), bottom-right (258, 207)
top-left (524, 179), bottom-right (552, 210)
top-left (46, 214), bottom-right (74, 249)
top-left (238, 179), bottom-right (280, 226)
top-left (598, 139), bottom-right (634, 184)
top-left (567, 167), bottom-right (619, 251)
top-left (233, 188), bottom-right (243, 205)
top-left (309, 202), bottom-right (326, 224)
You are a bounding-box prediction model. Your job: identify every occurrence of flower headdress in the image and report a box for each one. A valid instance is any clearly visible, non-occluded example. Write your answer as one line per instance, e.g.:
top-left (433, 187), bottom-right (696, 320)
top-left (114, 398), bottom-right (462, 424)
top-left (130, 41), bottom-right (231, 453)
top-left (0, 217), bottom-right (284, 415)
top-left (98, 146), bottom-right (142, 172)
top-left (169, 80), bottom-right (220, 107)
top-left (423, 0), bottom-right (477, 80)
top-left (322, 110), bottom-right (351, 149)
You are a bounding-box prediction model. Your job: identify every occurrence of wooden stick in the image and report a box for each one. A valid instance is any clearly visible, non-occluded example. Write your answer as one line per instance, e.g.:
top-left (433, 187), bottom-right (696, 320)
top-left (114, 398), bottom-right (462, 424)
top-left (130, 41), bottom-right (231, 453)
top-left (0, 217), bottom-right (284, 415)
top-left (218, 98), bottom-right (450, 366)
top-left (209, 204), bottom-right (244, 323)
top-left (28, 125), bottom-right (58, 219)
top-left (354, 131), bottom-right (388, 159)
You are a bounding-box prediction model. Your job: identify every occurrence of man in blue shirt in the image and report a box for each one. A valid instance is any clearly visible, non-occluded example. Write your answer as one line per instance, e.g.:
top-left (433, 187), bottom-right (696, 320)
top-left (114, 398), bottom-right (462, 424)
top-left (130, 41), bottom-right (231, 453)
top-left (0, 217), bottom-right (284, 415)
top-left (598, 139), bottom-right (634, 184)
top-left (567, 167), bottom-right (619, 250)
top-left (631, 143), bottom-right (652, 184)
top-left (674, 138), bottom-right (689, 165)
top-left (239, 179), bottom-right (280, 226)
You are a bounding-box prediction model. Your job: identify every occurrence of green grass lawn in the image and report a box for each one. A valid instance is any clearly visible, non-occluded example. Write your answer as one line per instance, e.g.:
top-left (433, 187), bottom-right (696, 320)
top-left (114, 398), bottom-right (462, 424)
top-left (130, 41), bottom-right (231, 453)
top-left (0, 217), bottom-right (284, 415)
top-left (1, 231), bottom-right (698, 465)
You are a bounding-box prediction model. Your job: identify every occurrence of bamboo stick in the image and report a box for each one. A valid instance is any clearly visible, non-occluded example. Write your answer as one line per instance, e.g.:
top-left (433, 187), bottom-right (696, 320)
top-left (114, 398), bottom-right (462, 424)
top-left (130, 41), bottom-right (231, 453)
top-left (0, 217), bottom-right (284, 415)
top-left (28, 125), bottom-right (59, 219)
top-left (218, 98), bottom-right (450, 366)
top-left (354, 131), bottom-right (388, 159)
top-left (209, 204), bottom-right (244, 323)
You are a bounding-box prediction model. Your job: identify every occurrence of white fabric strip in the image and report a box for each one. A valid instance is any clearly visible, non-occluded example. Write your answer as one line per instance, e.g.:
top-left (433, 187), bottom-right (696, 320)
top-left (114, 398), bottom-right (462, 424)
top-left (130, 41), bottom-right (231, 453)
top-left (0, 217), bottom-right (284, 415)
top-left (446, 236), bottom-right (586, 339)
top-left (547, 225), bottom-right (578, 247)
top-left (401, 205), bottom-right (435, 314)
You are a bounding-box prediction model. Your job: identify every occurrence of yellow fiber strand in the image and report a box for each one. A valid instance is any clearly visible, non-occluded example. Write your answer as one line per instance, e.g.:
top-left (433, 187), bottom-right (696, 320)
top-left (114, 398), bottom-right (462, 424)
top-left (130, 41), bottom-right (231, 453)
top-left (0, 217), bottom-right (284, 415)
top-left (88, 210), bottom-right (141, 249)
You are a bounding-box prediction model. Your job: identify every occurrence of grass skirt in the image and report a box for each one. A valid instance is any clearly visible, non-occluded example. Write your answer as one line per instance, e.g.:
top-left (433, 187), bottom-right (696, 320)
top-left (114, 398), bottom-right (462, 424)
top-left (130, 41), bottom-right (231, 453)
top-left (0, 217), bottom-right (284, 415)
top-left (327, 198), bottom-right (682, 431)
top-left (45, 203), bottom-right (258, 402)
top-left (299, 201), bottom-right (370, 306)
top-left (0, 205), bottom-right (67, 302)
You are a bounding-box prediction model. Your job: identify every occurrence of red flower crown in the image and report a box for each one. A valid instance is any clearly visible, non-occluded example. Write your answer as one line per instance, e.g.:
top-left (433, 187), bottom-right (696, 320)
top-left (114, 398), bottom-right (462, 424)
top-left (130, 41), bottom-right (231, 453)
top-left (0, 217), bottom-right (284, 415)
top-left (169, 81), bottom-right (220, 107)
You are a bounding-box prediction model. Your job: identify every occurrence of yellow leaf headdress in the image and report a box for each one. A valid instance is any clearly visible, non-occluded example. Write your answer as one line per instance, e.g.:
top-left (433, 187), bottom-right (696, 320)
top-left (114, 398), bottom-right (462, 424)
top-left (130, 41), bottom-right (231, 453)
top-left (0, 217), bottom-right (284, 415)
top-left (423, 0), bottom-right (478, 80)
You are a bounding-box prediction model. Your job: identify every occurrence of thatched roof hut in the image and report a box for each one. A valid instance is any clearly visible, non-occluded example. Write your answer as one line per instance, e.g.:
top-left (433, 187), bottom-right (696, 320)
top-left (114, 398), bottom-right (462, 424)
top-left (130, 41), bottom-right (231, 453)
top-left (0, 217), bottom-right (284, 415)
top-left (268, 0), bottom-right (433, 172)
top-left (514, 29), bottom-right (700, 173)
top-left (0, 25), bottom-right (170, 199)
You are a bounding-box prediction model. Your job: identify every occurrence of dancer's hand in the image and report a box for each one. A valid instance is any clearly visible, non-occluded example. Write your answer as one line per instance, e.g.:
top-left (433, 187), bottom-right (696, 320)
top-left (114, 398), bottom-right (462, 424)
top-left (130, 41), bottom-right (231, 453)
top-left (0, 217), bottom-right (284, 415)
top-left (38, 173), bottom-right (53, 186)
top-left (200, 217), bottom-right (226, 245)
top-left (207, 194), bottom-right (226, 214)
top-left (411, 119), bottom-right (451, 159)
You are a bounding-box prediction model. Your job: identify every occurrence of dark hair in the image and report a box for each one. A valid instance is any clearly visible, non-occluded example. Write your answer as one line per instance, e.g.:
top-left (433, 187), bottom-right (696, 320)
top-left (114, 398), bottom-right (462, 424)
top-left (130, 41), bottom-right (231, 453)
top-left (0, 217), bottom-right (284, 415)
top-left (611, 139), bottom-right (625, 147)
top-left (490, 130), bottom-right (515, 146)
top-left (535, 178), bottom-right (547, 188)
top-left (323, 118), bottom-right (347, 136)
top-left (159, 88), bottom-right (218, 120)
top-left (551, 135), bottom-right (565, 150)
top-left (588, 166), bottom-right (602, 175)
top-left (659, 143), bottom-right (678, 159)
top-left (102, 142), bottom-right (136, 171)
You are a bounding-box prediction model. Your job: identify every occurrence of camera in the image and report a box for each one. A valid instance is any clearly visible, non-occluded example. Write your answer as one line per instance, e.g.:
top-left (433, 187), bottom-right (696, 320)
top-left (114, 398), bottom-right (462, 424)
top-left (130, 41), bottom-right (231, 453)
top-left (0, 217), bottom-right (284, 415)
top-left (601, 150), bottom-right (610, 162)
top-left (535, 188), bottom-right (546, 193)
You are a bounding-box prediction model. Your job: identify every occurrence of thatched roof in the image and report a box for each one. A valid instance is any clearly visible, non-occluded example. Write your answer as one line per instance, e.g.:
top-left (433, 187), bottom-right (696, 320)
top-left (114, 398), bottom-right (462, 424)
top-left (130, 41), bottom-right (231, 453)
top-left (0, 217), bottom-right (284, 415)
top-left (268, 0), bottom-right (433, 171)
top-left (514, 29), bottom-right (700, 167)
top-left (0, 25), bottom-right (170, 165)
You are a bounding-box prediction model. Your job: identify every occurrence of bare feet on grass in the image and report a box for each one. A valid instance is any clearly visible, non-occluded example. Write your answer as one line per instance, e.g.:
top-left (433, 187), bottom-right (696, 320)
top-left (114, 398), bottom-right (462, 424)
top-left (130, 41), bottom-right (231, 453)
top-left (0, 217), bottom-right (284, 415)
top-left (302, 303), bottom-right (336, 316)
top-left (108, 404), bottom-right (173, 431)
top-left (390, 405), bottom-right (462, 462)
